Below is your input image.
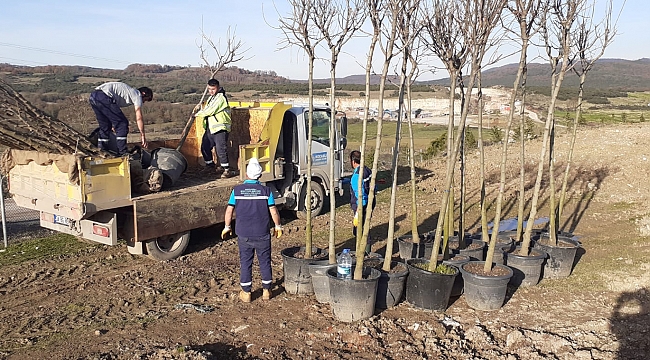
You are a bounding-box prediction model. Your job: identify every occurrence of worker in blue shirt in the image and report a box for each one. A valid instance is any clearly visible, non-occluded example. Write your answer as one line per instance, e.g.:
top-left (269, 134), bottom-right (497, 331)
top-left (222, 158), bottom-right (283, 303)
top-left (350, 150), bottom-right (376, 238)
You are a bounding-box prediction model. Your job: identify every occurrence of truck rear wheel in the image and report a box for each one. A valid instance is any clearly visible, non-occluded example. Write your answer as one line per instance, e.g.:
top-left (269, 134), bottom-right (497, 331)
top-left (145, 231), bottom-right (190, 261)
top-left (296, 181), bottom-right (325, 219)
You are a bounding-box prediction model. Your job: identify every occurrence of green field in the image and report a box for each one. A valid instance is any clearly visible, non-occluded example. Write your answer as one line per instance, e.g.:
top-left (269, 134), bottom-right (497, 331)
top-left (554, 108), bottom-right (648, 125)
top-left (347, 121), bottom-right (448, 151)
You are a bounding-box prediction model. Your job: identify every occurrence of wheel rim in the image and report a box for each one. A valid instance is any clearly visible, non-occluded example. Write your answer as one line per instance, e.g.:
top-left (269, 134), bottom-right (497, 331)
top-left (310, 189), bottom-right (322, 210)
top-left (156, 235), bottom-right (183, 253)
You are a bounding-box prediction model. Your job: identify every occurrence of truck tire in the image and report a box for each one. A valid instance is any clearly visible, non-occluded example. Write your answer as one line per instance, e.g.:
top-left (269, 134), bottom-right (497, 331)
top-left (145, 231), bottom-right (190, 261)
top-left (296, 181), bottom-right (325, 219)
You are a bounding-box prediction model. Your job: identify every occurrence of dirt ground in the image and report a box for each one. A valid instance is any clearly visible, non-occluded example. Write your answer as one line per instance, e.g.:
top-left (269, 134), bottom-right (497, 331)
top-left (1, 122), bottom-right (650, 359)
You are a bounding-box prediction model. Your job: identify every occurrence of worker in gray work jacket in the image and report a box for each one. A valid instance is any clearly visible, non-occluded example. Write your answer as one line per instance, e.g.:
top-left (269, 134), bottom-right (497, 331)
top-left (89, 81), bottom-right (152, 156)
top-left (221, 158), bottom-right (283, 303)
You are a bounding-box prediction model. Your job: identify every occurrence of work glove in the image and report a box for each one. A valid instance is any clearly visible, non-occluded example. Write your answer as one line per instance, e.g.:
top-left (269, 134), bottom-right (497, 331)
top-left (273, 225), bottom-right (283, 239)
top-left (193, 103), bottom-right (202, 112)
top-left (221, 225), bottom-right (232, 240)
top-left (353, 212), bottom-right (359, 227)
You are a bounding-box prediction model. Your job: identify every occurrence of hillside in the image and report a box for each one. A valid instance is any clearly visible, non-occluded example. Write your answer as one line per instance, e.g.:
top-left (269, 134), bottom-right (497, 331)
top-left (0, 59), bottom-right (647, 140)
top-left (0, 63), bottom-right (439, 135)
top-left (426, 58), bottom-right (650, 91)
top-left (5, 58), bottom-right (650, 90)
top-left (0, 63), bottom-right (296, 135)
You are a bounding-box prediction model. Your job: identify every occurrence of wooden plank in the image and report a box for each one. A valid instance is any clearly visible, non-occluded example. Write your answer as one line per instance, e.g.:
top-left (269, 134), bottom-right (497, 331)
top-left (132, 177), bottom-right (238, 241)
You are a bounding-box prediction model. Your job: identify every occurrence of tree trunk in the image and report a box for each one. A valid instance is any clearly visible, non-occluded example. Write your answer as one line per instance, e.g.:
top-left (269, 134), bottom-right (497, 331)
top-left (384, 50), bottom-right (408, 272)
top-left (305, 55), bottom-right (315, 259)
top-left (328, 59), bottom-right (337, 265)
top-left (444, 74), bottom-right (457, 243)
top-left (355, 5), bottom-right (380, 266)
top-left (521, 63), bottom-right (570, 254)
top-left (429, 70), bottom-right (478, 271)
top-left (356, 9), bottom-right (399, 280)
top-left (516, 73), bottom-right (528, 243)
top-left (407, 72), bottom-right (419, 246)
top-left (558, 71), bottom-right (585, 222)
top-left (485, 35), bottom-right (528, 271)
top-left (477, 72), bottom-right (489, 253)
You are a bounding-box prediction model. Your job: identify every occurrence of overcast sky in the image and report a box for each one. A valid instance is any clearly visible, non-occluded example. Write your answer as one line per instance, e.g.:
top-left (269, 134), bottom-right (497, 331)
top-left (0, 0), bottom-right (640, 81)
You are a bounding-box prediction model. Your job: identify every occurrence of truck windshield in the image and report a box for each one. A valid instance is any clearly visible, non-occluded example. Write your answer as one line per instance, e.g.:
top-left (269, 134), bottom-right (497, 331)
top-left (305, 110), bottom-right (330, 146)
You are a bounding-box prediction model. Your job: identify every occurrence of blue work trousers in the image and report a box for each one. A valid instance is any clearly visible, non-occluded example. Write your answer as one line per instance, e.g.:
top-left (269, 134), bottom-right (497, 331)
top-left (201, 130), bottom-right (229, 168)
top-left (89, 90), bottom-right (129, 155)
top-left (237, 234), bottom-right (272, 292)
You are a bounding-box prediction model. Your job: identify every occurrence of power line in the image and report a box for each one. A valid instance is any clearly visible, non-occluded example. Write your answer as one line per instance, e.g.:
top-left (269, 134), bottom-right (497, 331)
top-left (0, 56), bottom-right (47, 66)
top-left (0, 42), bottom-right (128, 64)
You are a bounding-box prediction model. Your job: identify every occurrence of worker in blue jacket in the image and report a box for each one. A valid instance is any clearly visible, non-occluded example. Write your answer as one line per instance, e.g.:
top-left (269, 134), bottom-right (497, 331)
top-left (221, 158), bottom-right (283, 303)
top-left (349, 150), bottom-right (376, 238)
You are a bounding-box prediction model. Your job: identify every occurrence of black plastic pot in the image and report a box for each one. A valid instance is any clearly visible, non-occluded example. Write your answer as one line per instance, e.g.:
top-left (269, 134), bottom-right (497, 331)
top-left (534, 234), bottom-right (580, 279)
top-left (504, 246), bottom-right (547, 287)
top-left (460, 261), bottom-right (513, 311)
top-left (405, 258), bottom-right (458, 311)
top-left (327, 266), bottom-right (380, 322)
top-left (449, 237), bottom-right (486, 261)
top-left (442, 255), bottom-right (470, 297)
top-left (336, 251), bottom-right (383, 265)
top-left (374, 261), bottom-right (409, 309)
top-left (489, 247), bottom-right (507, 265)
top-left (396, 235), bottom-right (434, 260)
top-left (281, 246), bottom-right (328, 295)
top-left (479, 232), bottom-right (516, 252)
top-left (308, 263), bottom-right (336, 303)
top-left (150, 147), bottom-right (188, 189)
top-left (471, 233), bottom-right (513, 264)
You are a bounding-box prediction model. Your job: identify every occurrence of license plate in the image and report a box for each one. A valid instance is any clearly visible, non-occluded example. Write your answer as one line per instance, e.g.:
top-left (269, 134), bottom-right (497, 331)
top-left (53, 214), bottom-right (70, 226)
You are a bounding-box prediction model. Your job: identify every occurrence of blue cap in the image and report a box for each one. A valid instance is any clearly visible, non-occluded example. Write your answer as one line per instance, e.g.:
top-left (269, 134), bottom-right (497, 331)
top-left (342, 248), bottom-right (350, 253)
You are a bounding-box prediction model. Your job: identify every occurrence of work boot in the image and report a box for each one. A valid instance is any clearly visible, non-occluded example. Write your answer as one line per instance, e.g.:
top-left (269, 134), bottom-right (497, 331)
top-left (199, 166), bottom-right (215, 176)
top-left (262, 289), bottom-right (272, 301)
top-left (239, 290), bottom-right (251, 303)
top-left (221, 168), bottom-right (235, 179)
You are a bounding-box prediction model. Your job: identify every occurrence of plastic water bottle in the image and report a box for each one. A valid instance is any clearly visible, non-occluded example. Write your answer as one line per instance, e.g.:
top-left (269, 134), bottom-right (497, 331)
top-left (337, 248), bottom-right (352, 279)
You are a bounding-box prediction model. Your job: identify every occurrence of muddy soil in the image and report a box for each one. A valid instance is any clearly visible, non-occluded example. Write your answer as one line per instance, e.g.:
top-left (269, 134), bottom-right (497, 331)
top-left (1, 123), bottom-right (650, 359)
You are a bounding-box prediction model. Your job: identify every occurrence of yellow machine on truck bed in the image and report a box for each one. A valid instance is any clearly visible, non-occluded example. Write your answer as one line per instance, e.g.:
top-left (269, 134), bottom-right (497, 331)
top-left (5, 102), bottom-right (347, 260)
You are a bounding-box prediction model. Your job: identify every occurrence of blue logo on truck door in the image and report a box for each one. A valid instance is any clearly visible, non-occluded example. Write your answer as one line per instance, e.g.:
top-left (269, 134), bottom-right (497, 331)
top-left (312, 152), bottom-right (328, 166)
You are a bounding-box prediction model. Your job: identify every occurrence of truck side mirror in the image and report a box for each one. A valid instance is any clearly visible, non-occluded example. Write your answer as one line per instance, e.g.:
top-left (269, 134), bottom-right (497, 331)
top-left (340, 138), bottom-right (347, 150)
top-left (340, 116), bottom-right (347, 137)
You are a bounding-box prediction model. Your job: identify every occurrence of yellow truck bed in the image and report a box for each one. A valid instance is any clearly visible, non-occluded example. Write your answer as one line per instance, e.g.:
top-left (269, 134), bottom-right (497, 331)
top-left (6, 149), bottom-right (238, 243)
top-left (3, 101), bottom-right (290, 248)
top-left (7, 150), bottom-right (131, 220)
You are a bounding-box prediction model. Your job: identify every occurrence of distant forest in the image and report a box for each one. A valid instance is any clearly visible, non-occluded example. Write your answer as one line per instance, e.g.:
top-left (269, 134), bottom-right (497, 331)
top-left (0, 63), bottom-right (291, 130)
top-left (0, 62), bottom-right (436, 103)
top-left (0, 58), bottom-right (646, 130)
top-left (426, 58), bottom-right (650, 100)
top-left (0, 63), bottom-right (439, 130)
